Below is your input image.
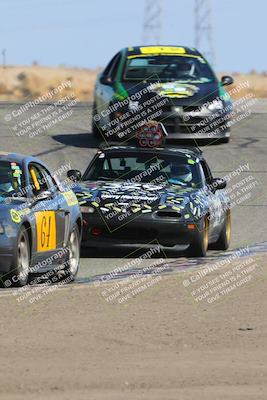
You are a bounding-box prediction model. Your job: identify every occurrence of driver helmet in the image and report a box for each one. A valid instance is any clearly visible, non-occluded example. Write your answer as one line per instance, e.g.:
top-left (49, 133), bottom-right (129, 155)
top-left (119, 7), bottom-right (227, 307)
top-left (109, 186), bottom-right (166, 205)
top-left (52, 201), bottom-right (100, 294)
top-left (170, 164), bottom-right (192, 183)
top-left (177, 61), bottom-right (194, 77)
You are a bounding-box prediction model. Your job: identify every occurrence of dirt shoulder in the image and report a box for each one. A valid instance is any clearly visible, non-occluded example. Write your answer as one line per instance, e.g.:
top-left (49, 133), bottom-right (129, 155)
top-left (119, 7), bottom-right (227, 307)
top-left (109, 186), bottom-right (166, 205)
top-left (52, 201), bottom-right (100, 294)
top-left (0, 254), bottom-right (266, 400)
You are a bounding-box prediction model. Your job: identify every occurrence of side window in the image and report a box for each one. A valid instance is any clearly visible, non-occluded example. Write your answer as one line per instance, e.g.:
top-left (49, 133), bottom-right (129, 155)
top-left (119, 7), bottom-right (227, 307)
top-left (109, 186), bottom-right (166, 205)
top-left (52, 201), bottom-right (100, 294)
top-left (109, 54), bottom-right (121, 81)
top-left (102, 52), bottom-right (120, 77)
top-left (28, 163), bottom-right (55, 195)
top-left (200, 161), bottom-right (213, 185)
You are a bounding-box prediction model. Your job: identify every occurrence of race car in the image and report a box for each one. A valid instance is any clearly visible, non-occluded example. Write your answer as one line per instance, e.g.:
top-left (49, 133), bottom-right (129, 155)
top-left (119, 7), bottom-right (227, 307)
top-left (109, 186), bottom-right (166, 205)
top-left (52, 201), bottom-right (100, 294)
top-left (67, 142), bottom-right (231, 257)
top-left (92, 45), bottom-right (234, 143)
top-left (0, 152), bottom-right (82, 287)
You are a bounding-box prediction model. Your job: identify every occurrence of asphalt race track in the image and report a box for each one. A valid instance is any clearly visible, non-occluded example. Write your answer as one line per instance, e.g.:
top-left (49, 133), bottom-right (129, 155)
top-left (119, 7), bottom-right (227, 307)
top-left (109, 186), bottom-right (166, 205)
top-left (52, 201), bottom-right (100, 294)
top-left (0, 100), bottom-right (266, 283)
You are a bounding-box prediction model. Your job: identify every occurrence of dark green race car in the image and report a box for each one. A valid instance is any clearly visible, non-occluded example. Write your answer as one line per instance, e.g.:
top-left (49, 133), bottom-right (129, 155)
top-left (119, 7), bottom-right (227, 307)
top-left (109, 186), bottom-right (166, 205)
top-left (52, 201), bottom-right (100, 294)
top-left (0, 152), bottom-right (82, 287)
top-left (92, 45), bottom-right (234, 143)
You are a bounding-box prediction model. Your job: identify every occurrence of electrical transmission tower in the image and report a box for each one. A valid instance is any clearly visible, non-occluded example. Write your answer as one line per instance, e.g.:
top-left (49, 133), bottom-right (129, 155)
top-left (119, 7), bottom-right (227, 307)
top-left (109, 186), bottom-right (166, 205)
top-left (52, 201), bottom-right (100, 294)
top-left (195, 0), bottom-right (215, 66)
top-left (143, 0), bottom-right (162, 45)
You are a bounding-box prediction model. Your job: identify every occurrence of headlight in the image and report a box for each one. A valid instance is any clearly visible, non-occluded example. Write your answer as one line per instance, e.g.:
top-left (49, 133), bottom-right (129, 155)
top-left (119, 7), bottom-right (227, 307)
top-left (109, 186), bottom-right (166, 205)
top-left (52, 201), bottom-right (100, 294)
top-left (80, 206), bottom-right (95, 214)
top-left (174, 106), bottom-right (183, 113)
top-left (207, 99), bottom-right (224, 111)
top-left (128, 100), bottom-right (139, 112)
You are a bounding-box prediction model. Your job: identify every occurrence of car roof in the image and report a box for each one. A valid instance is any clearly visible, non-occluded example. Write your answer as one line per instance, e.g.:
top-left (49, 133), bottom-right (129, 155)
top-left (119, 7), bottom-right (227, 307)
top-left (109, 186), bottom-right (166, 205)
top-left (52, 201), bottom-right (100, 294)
top-left (0, 151), bottom-right (47, 166)
top-left (124, 45), bottom-right (202, 58)
top-left (98, 145), bottom-right (203, 159)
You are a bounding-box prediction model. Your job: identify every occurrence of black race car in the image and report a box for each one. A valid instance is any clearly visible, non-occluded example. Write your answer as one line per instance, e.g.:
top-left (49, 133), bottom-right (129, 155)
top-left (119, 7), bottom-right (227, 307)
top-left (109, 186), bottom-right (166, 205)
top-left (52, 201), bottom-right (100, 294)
top-left (68, 145), bottom-right (231, 257)
top-left (0, 152), bottom-right (82, 287)
top-left (92, 45), bottom-right (234, 143)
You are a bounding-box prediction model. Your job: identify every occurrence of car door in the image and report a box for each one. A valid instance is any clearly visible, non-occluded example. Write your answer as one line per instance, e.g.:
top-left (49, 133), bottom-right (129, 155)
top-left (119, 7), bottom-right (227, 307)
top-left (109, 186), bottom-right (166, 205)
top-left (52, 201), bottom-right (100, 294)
top-left (28, 162), bottom-right (69, 263)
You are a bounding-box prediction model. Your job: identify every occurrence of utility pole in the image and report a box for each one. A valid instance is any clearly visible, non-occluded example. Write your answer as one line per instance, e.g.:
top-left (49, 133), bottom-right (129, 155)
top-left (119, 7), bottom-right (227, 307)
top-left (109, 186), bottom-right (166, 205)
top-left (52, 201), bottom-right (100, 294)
top-left (195, 0), bottom-right (215, 66)
top-left (2, 49), bottom-right (6, 69)
top-left (143, 0), bottom-right (162, 45)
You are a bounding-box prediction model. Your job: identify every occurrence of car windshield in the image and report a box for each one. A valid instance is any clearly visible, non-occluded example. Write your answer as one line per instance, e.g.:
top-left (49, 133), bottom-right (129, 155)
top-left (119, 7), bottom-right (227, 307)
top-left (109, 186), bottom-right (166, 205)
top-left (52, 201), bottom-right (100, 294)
top-left (123, 55), bottom-right (216, 83)
top-left (83, 153), bottom-right (202, 188)
top-left (0, 161), bottom-right (24, 198)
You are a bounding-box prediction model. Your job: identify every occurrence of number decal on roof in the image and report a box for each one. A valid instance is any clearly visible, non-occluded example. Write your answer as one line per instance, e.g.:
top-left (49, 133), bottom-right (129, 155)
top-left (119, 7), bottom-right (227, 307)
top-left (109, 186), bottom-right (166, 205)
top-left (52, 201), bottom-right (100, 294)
top-left (140, 46), bottom-right (186, 55)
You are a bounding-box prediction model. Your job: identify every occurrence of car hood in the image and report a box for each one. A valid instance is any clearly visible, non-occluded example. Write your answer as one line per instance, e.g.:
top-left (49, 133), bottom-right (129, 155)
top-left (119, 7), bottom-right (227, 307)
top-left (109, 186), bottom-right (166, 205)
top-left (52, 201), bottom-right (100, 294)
top-left (74, 181), bottom-right (207, 218)
top-left (121, 81), bottom-right (222, 106)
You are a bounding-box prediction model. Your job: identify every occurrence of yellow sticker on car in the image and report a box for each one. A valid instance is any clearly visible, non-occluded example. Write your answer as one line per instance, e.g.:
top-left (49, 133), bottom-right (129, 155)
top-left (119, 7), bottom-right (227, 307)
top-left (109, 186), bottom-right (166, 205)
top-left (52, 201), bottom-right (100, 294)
top-left (35, 211), bottom-right (56, 252)
top-left (10, 207), bottom-right (31, 223)
top-left (140, 46), bottom-right (186, 55)
top-left (62, 191), bottom-right (78, 206)
top-left (10, 209), bottom-right (21, 223)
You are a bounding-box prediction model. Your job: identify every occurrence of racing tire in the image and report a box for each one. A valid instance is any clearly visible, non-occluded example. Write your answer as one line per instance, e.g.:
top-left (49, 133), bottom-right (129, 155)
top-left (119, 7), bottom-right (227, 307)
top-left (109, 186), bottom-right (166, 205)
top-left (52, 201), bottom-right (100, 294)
top-left (8, 226), bottom-right (30, 287)
top-left (187, 217), bottom-right (209, 257)
top-left (60, 223), bottom-right (81, 283)
top-left (213, 209), bottom-right (231, 250)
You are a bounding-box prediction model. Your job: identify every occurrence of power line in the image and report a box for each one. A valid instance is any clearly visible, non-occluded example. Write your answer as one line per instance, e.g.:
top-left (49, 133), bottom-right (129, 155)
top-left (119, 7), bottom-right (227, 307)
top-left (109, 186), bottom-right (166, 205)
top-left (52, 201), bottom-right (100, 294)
top-left (143, 0), bottom-right (162, 45)
top-left (195, 0), bottom-right (215, 66)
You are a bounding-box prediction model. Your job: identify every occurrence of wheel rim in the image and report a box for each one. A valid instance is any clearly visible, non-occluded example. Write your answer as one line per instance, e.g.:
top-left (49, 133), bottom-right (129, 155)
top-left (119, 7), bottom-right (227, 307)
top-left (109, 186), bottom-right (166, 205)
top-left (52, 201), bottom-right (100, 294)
top-left (68, 229), bottom-right (80, 275)
top-left (18, 233), bottom-right (29, 279)
top-left (226, 210), bottom-right (231, 244)
top-left (203, 218), bottom-right (209, 251)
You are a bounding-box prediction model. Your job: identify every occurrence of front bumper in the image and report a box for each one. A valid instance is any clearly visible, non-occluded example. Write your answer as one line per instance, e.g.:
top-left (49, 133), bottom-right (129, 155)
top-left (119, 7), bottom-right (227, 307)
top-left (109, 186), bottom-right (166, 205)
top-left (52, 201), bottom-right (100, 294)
top-left (81, 212), bottom-right (202, 248)
top-left (109, 107), bottom-right (231, 141)
top-left (160, 106), bottom-right (231, 139)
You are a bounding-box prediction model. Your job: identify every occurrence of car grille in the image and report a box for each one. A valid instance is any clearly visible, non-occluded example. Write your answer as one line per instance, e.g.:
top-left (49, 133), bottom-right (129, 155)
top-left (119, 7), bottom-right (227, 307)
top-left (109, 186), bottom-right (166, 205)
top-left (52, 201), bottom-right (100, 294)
top-left (158, 104), bottom-right (226, 135)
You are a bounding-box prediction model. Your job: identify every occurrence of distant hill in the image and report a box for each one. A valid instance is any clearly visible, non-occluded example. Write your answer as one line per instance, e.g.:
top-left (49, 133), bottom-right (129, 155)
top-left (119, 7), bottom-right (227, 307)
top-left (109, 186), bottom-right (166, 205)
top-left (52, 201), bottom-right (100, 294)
top-left (0, 65), bottom-right (266, 101)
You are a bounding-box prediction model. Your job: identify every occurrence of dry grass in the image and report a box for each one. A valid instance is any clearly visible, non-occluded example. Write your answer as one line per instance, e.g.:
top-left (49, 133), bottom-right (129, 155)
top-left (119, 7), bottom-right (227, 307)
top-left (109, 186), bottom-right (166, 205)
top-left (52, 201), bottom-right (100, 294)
top-left (0, 65), bottom-right (99, 102)
top-left (0, 65), bottom-right (266, 102)
top-left (220, 72), bottom-right (267, 99)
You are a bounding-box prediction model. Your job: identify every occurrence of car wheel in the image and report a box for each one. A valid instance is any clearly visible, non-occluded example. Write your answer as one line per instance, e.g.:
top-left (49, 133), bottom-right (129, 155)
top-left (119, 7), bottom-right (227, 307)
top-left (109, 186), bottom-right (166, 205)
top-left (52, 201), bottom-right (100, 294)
top-left (188, 217), bottom-right (209, 257)
top-left (9, 226), bottom-right (30, 287)
top-left (213, 209), bottom-right (231, 250)
top-left (63, 224), bottom-right (81, 282)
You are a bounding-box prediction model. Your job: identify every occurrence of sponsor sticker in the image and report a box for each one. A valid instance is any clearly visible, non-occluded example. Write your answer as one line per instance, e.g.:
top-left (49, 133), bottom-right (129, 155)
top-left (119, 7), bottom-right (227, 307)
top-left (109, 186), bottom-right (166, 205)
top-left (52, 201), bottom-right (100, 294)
top-left (62, 191), bottom-right (78, 206)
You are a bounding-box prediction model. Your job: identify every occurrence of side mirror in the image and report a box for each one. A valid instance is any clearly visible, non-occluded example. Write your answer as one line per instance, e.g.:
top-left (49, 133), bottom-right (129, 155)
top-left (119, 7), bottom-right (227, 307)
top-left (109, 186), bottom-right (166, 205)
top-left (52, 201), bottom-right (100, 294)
top-left (67, 169), bottom-right (82, 182)
top-left (221, 75), bottom-right (234, 86)
top-left (30, 190), bottom-right (53, 207)
top-left (100, 75), bottom-right (113, 85)
top-left (210, 178), bottom-right (227, 192)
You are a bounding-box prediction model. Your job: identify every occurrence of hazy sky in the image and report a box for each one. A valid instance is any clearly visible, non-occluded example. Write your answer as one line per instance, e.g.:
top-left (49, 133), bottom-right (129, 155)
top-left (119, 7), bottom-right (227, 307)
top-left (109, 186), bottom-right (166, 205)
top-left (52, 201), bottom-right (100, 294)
top-left (0, 0), bottom-right (265, 72)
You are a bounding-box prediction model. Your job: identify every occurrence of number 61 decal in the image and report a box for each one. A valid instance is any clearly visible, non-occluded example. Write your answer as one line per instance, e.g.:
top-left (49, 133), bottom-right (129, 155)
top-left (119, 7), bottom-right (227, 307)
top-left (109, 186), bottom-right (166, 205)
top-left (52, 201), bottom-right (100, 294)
top-left (35, 211), bottom-right (57, 252)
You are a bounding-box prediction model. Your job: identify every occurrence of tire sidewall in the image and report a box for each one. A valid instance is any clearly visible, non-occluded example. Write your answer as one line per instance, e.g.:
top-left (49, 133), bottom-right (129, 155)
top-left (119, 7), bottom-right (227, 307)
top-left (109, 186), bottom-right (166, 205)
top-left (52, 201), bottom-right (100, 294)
top-left (65, 223), bottom-right (81, 280)
top-left (188, 216), bottom-right (209, 257)
top-left (10, 226), bottom-right (30, 287)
